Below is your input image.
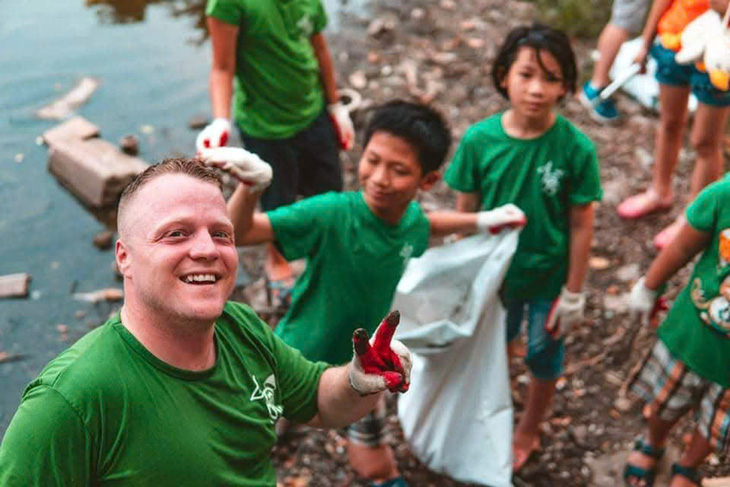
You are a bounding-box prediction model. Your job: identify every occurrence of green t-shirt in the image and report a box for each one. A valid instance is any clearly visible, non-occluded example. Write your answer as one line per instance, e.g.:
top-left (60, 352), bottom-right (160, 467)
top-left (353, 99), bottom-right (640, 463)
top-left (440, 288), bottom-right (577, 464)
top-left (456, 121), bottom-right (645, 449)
top-left (445, 113), bottom-right (602, 300)
top-left (0, 302), bottom-right (327, 486)
top-left (206, 0), bottom-right (327, 139)
top-left (658, 175), bottom-right (730, 388)
top-left (268, 191), bottom-right (430, 365)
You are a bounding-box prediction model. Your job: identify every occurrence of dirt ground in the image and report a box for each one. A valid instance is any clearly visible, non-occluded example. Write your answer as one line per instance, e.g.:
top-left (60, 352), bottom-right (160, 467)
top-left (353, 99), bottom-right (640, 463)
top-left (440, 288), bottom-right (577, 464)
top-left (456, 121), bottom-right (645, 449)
top-left (226, 0), bottom-right (730, 485)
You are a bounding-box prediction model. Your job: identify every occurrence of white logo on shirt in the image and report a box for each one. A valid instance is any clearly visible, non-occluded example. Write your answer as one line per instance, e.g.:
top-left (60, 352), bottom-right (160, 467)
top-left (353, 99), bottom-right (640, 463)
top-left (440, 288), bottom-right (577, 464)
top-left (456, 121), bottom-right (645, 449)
top-left (297, 15), bottom-right (313, 37)
top-left (250, 374), bottom-right (284, 422)
top-left (537, 161), bottom-right (564, 196)
top-left (400, 243), bottom-right (414, 268)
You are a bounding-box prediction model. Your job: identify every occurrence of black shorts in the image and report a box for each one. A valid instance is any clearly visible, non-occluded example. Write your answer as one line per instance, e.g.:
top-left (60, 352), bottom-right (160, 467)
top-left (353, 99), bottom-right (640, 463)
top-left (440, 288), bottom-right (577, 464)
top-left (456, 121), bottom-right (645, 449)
top-left (239, 110), bottom-right (343, 211)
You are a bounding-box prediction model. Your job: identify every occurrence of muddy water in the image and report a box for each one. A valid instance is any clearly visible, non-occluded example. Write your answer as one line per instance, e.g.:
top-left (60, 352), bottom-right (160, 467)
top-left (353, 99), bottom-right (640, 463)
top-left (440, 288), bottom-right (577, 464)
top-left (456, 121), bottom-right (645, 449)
top-left (0, 0), bottom-right (366, 434)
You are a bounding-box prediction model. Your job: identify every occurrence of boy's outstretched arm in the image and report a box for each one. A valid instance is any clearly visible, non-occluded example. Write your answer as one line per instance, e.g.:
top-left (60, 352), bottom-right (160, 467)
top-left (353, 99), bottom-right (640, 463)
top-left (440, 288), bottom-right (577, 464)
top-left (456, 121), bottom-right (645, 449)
top-left (198, 147), bottom-right (276, 246)
top-left (428, 203), bottom-right (526, 238)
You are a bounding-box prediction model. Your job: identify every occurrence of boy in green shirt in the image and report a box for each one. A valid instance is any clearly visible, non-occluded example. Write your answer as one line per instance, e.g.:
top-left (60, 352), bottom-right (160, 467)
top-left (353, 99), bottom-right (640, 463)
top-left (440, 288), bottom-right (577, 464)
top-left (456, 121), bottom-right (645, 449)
top-left (201, 100), bottom-right (526, 487)
top-left (624, 174), bottom-right (730, 486)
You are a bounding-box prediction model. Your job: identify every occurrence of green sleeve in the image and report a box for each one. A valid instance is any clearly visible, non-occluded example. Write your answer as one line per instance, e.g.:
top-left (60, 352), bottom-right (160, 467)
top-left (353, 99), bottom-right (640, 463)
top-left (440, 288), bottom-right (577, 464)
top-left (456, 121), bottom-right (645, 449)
top-left (444, 132), bottom-right (479, 193)
top-left (267, 193), bottom-right (335, 261)
top-left (313, 0), bottom-right (328, 33)
top-left (686, 181), bottom-right (719, 232)
top-left (0, 385), bottom-right (93, 486)
top-left (206, 0), bottom-right (244, 25)
top-left (568, 138), bottom-right (603, 205)
top-left (271, 332), bottom-right (329, 423)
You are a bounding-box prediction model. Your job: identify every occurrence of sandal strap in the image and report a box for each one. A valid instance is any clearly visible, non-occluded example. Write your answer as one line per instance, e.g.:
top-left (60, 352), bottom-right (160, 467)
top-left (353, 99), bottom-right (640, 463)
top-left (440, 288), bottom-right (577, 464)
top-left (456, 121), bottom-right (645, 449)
top-left (623, 464), bottom-right (657, 486)
top-left (671, 463), bottom-right (702, 485)
top-left (634, 438), bottom-right (665, 460)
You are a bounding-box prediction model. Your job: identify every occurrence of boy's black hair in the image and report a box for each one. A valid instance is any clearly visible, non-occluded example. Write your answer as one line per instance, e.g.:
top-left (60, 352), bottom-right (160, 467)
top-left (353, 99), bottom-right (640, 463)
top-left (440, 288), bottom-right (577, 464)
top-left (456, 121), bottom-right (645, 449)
top-left (362, 100), bottom-right (451, 174)
top-left (492, 23), bottom-right (577, 100)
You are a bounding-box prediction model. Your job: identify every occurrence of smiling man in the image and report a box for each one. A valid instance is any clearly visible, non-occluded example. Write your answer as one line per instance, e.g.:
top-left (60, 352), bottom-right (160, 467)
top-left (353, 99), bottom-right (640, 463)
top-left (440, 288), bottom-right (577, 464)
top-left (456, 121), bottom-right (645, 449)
top-left (0, 159), bottom-right (412, 486)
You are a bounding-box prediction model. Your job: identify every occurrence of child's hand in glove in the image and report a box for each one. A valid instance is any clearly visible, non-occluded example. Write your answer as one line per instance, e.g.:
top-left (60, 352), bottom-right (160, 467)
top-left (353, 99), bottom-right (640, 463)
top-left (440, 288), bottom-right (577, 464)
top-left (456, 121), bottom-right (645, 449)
top-left (198, 147), bottom-right (273, 194)
top-left (195, 118), bottom-right (231, 153)
top-left (544, 286), bottom-right (586, 339)
top-left (629, 277), bottom-right (668, 327)
top-left (476, 204), bottom-right (527, 234)
top-left (349, 310), bottom-right (412, 395)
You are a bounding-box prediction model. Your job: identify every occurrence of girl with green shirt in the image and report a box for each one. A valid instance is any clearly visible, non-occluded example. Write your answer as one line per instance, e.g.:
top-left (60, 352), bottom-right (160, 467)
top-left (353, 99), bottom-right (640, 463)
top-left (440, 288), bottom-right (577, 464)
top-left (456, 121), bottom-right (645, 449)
top-left (445, 24), bottom-right (603, 473)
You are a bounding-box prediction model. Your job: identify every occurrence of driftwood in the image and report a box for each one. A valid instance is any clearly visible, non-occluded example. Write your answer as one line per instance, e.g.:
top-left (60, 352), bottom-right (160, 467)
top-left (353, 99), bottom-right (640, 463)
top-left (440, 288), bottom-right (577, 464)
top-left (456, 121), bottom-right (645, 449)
top-left (0, 273), bottom-right (32, 299)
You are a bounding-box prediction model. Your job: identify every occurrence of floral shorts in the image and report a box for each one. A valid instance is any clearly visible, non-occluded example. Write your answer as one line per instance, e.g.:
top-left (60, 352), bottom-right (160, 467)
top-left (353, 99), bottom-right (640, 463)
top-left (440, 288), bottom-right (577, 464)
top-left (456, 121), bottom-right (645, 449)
top-left (629, 339), bottom-right (730, 454)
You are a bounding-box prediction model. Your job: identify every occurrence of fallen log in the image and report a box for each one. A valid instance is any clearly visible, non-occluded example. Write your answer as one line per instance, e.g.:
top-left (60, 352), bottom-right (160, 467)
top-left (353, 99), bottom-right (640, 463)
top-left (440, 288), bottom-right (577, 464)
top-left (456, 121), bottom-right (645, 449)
top-left (36, 77), bottom-right (99, 120)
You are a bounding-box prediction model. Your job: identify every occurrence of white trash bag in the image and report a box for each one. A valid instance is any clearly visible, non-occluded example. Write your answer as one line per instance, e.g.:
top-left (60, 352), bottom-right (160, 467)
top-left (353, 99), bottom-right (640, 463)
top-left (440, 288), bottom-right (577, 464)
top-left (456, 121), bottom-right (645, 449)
top-left (394, 231), bottom-right (518, 487)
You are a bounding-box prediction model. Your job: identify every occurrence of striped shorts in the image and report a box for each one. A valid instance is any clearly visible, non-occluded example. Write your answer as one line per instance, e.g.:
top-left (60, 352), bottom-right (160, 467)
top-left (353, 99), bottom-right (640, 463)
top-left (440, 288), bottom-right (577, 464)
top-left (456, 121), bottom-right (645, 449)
top-left (629, 340), bottom-right (730, 454)
top-left (344, 398), bottom-right (388, 447)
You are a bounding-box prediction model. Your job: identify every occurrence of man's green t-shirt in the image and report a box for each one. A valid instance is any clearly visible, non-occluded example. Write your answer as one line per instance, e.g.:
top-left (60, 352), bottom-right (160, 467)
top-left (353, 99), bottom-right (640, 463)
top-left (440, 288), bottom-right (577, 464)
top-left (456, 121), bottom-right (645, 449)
top-left (268, 191), bottom-right (430, 365)
top-left (0, 302), bottom-right (327, 486)
top-left (206, 0), bottom-right (327, 139)
top-left (445, 113), bottom-right (602, 300)
top-left (658, 175), bottom-right (730, 388)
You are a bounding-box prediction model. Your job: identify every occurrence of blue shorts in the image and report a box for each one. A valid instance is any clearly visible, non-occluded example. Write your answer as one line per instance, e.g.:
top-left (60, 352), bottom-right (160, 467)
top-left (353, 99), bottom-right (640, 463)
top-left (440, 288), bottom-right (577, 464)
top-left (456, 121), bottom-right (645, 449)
top-left (651, 43), bottom-right (730, 108)
top-left (505, 298), bottom-right (565, 381)
top-left (239, 110), bottom-right (343, 212)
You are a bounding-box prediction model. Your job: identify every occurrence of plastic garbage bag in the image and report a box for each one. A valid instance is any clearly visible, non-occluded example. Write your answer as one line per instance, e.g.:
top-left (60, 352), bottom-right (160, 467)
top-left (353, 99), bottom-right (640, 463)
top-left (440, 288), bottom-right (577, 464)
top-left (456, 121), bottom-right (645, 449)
top-left (610, 37), bottom-right (698, 112)
top-left (394, 231), bottom-right (519, 487)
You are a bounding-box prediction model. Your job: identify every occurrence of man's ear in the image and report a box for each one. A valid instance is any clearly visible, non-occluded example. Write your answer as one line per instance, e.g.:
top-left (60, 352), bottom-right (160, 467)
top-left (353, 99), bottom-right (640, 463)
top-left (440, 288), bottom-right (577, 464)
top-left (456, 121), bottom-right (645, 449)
top-left (115, 239), bottom-right (131, 277)
top-left (419, 171), bottom-right (441, 192)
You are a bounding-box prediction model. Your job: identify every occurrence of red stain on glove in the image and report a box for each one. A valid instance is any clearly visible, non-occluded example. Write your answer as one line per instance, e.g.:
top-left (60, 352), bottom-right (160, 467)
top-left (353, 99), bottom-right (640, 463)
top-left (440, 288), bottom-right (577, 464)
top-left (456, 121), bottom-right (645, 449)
top-left (352, 310), bottom-right (409, 393)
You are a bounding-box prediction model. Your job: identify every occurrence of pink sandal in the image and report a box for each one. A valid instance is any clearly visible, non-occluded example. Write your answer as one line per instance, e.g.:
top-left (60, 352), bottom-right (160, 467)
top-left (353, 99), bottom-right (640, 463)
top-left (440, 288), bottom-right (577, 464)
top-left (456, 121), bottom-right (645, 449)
top-left (617, 190), bottom-right (673, 220)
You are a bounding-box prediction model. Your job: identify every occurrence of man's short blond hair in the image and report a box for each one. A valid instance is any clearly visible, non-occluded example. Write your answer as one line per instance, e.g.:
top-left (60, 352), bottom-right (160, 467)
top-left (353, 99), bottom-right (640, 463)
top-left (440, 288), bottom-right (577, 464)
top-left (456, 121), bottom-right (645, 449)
top-left (117, 158), bottom-right (223, 237)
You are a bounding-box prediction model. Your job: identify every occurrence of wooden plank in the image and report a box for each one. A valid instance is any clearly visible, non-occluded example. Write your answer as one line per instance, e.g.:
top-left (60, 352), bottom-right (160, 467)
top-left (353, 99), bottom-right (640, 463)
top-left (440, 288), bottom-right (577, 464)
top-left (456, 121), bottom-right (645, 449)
top-left (0, 273), bottom-right (31, 299)
top-left (36, 77), bottom-right (100, 120)
top-left (42, 116), bottom-right (99, 147)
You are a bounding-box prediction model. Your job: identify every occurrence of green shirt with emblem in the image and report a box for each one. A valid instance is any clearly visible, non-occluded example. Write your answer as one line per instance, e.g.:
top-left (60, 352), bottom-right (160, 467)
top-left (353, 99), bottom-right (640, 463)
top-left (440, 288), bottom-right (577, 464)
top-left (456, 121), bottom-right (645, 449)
top-left (268, 191), bottom-right (431, 365)
top-left (445, 113), bottom-right (602, 300)
top-left (658, 175), bottom-right (730, 388)
top-left (0, 302), bottom-right (327, 486)
top-left (206, 0), bottom-right (327, 139)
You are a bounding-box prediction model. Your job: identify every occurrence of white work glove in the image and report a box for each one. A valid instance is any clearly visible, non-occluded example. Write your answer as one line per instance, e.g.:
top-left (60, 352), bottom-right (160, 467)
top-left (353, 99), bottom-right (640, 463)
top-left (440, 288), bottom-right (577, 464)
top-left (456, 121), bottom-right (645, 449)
top-left (195, 118), bottom-right (232, 153)
top-left (476, 204), bottom-right (527, 234)
top-left (198, 147), bottom-right (273, 194)
top-left (327, 101), bottom-right (355, 151)
top-left (629, 277), bottom-right (667, 327)
top-left (544, 286), bottom-right (586, 338)
top-left (349, 310), bottom-right (412, 396)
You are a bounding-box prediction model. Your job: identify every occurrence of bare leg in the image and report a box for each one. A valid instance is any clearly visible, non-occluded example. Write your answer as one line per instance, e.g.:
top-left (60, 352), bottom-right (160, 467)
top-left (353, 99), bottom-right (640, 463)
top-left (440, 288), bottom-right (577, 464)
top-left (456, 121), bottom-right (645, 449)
top-left (652, 84), bottom-right (692, 200)
top-left (688, 103), bottom-right (730, 200)
top-left (347, 442), bottom-right (399, 483)
top-left (513, 377), bottom-right (556, 470)
top-left (265, 243), bottom-right (292, 282)
top-left (669, 430), bottom-right (711, 487)
top-left (591, 24), bottom-right (631, 88)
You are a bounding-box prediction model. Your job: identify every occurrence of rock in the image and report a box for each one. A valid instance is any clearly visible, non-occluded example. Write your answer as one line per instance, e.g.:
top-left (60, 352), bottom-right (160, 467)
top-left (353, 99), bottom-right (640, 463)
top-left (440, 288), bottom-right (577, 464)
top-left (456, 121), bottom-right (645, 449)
top-left (119, 135), bottom-right (139, 156)
top-left (188, 114), bottom-right (208, 130)
top-left (603, 293), bottom-right (630, 312)
top-left (93, 230), bottom-right (114, 250)
top-left (42, 116), bottom-right (100, 147)
top-left (634, 147), bottom-right (653, 169)
top-left (589, 256), bottom-right (611, 270)
top-left (348, 70), bottom-right (368, 90)
top-left (616, 263), bottom-right (640, 282)
top-left (0, 273), bottom-right (32, 299)
top-left (410, 7), bottom-right (425, 20)
top-left (367, 15), bottom-right (397, 37)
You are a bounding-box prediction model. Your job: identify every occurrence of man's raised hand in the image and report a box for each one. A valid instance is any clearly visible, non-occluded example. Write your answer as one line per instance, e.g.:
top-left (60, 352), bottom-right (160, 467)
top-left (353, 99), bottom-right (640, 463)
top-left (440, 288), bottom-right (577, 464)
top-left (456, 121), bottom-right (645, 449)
top-left (198, 147), bottom-right (273, 194)
top-left (349, 310), bottom-right (412, 396)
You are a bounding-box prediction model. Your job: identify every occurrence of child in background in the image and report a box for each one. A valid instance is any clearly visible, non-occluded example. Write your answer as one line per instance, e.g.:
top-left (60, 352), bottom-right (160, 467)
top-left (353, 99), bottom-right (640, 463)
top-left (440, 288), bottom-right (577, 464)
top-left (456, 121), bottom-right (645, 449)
top-left (200, 100), bottom-right (525, 487)
top-left (445, 24), bottom-right (603, 472)
top-left (616, 0), bottom-right (730, 249)
top-left (626, 174), bottom-right (730, 486)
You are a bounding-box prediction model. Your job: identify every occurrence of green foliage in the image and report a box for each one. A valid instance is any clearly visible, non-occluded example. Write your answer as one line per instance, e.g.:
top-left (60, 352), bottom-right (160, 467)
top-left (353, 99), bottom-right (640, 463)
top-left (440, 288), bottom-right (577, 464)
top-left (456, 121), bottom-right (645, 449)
top-left (533, 0), bottom-right (613, 38)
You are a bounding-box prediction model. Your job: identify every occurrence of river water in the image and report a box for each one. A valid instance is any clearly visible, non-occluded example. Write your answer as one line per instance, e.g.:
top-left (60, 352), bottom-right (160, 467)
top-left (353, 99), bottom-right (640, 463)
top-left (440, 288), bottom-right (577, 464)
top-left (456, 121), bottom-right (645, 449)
top-left (0, 0), bottom-right (366, 435)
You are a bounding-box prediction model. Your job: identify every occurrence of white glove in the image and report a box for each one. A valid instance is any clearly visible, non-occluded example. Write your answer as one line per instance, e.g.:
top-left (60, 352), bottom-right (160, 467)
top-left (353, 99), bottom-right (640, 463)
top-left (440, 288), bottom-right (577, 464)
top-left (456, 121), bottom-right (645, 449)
top-left (476, 204), bottom-right (527, 234)
top-left (544, 286), bottom-right (585, 338)
top-left (327, 101), bottom-right (355, 151)
top-left (198, 147), bottom-right (273, 194)
top-left (349, 311), bottom-right (412, 396)
top-left (629, 277), bottom-right (662, 327)
top-left (195, 118), bottom-right (232, 153)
